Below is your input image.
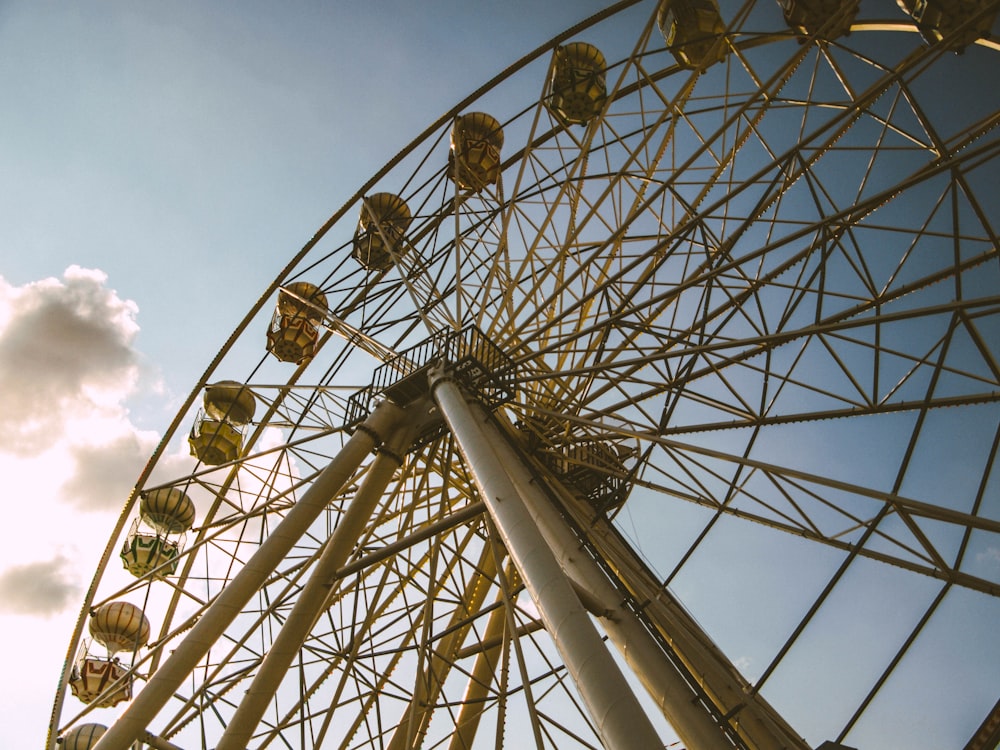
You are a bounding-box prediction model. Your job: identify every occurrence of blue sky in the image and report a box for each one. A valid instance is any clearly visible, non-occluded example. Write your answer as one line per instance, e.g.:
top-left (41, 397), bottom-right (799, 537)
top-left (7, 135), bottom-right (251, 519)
top-left (0, 1), bottom-right (610, 399)
top-left (0, 3), bottom-right (611, 745)
top-left (1, 2), bottom-right (998, 749)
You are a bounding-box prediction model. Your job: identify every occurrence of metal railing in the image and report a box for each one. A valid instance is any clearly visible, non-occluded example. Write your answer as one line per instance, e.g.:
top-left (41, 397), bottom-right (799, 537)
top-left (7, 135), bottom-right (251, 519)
top-left (344, 325), bottom-right (516, 446)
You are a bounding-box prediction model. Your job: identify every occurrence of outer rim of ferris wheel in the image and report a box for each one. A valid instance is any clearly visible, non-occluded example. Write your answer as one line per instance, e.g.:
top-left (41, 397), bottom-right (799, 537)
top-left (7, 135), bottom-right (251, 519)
top-left (52, 2), bottom-right (1000, 749)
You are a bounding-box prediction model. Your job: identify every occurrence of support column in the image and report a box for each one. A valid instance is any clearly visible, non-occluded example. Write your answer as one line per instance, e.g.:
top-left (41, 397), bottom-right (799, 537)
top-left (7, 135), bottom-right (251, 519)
top-left (385, 544), bottom-right (501, 750)
top-left (216, 409), bottom-right (419, 750)
top-left (447, 589), bottom-right (510, 750)
top-left (429, 368), bottom-right (663, 750)
top-left (475, 406), bottom-right (737, 750)
top-left (92, 400), bottom-right (405, 750)
top-left (566, 501), bottom-right (809, 750)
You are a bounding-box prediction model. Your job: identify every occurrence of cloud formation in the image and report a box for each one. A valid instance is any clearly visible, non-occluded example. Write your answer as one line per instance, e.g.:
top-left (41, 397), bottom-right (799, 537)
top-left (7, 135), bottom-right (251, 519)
top-left (0, 266), bottom-right (141, 455)
top-left (977, 547), bottom-right (1000, 566)
top-left (0, 267), bottom-right (160, 510)
top-left (61, 430), bottom-right (158, 512)
top-left (0, 555), bottom-right (79, 616)
top-left (0, 268), bottom-right (161, 615)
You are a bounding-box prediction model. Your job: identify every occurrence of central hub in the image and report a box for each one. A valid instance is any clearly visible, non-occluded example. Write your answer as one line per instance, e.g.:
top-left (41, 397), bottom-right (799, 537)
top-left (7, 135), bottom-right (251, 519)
top-left (343, 324), bottom-right (516, 447)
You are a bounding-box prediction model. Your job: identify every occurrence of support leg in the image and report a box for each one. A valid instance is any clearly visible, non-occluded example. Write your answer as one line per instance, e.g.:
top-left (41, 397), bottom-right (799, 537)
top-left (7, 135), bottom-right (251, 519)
top-left (429, 368), bottom-right (663, 750)
top-left (475, 406), bottom-right (739, 750)
top-left (216, 407), bottom-right (419, 750)
top-left (92, 400), bottom-right (405, 750)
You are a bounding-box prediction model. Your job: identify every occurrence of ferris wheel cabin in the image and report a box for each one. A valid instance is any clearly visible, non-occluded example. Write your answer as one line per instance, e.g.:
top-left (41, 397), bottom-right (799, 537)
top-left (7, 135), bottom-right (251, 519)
top-left (119, 487), bottom-right (195, 578)
top-left (896, 0), bottom-right (998, 51)
top-left (68, 602), bottom-right (151, 710)
top-left (545, 42), bottom-right (608, 126)
top-left (188, 380), bottom-right (257, 465)
top-left (777, 0), bottom-right (860, 39)
top-left (657, 0), bottom-right (727, 68)
top-left (352, 192), bottom-right (413, 271)
top-left (59, 723), bottom-right (107, 750)
top-left (448, 112), bottom-right (504, 192)
top-left (266, 281), bottom-right (329, 365)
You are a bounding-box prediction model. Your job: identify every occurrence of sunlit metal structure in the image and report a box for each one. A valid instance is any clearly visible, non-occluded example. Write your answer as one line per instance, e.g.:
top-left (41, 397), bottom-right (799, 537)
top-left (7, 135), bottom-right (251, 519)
top-left (51, 1), bottom-right (1000, 749)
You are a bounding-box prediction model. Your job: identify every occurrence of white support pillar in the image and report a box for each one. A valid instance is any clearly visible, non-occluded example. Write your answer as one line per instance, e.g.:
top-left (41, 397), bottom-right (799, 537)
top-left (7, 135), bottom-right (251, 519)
top-left (215, 412), bottom-right (419, 750)
top-left (429, 368), bottom-right (664, 750)
top-left (92, 400), bottom-right (406, 750)
top-left (566, 501), bottom-right (810, 750)
top-left (474, 406), bottom-right (737, 750)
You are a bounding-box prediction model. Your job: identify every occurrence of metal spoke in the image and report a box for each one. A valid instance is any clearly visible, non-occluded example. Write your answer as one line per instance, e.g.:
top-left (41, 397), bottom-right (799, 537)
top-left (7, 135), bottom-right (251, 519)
top-left (54, 5), bottom-right (1000, 750)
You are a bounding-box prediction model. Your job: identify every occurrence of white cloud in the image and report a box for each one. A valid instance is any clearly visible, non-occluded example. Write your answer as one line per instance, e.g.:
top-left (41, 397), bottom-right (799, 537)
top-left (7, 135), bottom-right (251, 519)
top-left (0, 267), bottom-right (161, 615)
top-left (0, 266), bottom-right (142, 454)
top-left (0, 267), bottom-right (156, 489)
top-left (976, 547), bottom-right (1000, 566)
top-left (61, 429), bottom-right (160, 512)
top-left (0, 555), bottom-right (80, 616)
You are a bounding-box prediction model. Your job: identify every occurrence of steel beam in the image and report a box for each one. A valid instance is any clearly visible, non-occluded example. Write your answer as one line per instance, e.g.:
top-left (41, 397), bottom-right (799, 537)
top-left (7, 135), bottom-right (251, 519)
top-left (215, 408), bottom-right (419, 750)
top-left (429, 367), bottom-right (663, 750)
top-left (474, 400), bottom-right (741, 750)
top-left (91, 400), bottom-right (405, 750)
top-left (385, 544), bottom-right (501, 750)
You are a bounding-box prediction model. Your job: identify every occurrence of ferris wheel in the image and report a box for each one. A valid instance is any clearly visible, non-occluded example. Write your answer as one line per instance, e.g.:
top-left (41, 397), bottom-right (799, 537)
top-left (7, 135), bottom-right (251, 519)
top-left (51, 1), bottom-right (1000, 749)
